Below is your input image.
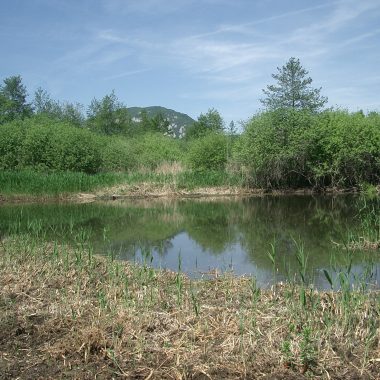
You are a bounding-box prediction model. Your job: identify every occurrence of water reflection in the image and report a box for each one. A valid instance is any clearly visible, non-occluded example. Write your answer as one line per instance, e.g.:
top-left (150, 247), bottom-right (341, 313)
top-left (1, 195), bottom-right (379, 289)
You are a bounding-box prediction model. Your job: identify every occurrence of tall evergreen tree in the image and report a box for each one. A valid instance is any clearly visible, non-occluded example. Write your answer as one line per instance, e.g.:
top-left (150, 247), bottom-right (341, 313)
top-left (260, 57), bottom-right (328, 112)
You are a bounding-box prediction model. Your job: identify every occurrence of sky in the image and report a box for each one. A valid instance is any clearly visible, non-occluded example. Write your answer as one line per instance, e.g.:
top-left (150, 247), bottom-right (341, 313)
top-left (1, 0), bottom-right (380, 123)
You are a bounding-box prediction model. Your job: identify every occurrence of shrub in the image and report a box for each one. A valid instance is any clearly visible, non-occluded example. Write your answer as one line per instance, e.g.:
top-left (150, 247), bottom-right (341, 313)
top-left (48, 125), bottom-right (102, 173)
top-left (0, 120), bottom-right (25, 169)
top-left (129, 133), bottom-right (183, 169)
top-left (101, 136), bottom-right (137, 171)
top-left (186, 132), bottom-right (227, 171)
top-left (233, 109), bottom-right (380, 188)
top-left (1, 116), bottom-right (103, 173)
top-left (234, 109), bottom-right (316, 187)
top-left (311, 110), bottom-right (380, 187)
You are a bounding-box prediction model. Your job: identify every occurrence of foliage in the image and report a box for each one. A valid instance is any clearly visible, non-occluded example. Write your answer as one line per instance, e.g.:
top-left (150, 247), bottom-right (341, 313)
top-left (129, 133), bottom-right (184, 169)
top-left (234, 109), bottom-right (380, 188)
top-left (186, 108), bottom-right (224, 139)
top-left (100, 137), bottom-right (136, 171)
top-left (0, 118), bottom-right (182, 174)
top-left (87, 91), bottom-right (132, 135)
top-left (234, 109), bottom-right (316, 187)
top-left (186, 132), bottom-right (227, 171)
top-left (34, 88), bottom-right (85, 127)
top-left (260, 57), bottom-right (328, 112)
top-left (0, 120), bottom-right (25, 169)
top-left (48, 124), bottom-right (102, 173)
top-left (136, 110), bottom-right (171, 134)
top-left (311, 110), bottom-right (380, 187)
top-left (0, 116), bottom-right (103, 173)
top-left (150, 113), bottom-right (171, 134)
top-left (0, 73), bottom-right (379, 192)
top-left (0, 75), bottom-right (33, 123)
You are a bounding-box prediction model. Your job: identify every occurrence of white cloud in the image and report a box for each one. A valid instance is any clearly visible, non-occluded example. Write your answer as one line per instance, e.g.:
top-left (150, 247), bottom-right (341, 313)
top-left (286, 0), bottom-right (380, 48)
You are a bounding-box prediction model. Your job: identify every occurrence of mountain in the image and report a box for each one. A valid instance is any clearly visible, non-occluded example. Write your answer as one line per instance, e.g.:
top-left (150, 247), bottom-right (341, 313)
top-left (127, 106), bottom-right (195, 138)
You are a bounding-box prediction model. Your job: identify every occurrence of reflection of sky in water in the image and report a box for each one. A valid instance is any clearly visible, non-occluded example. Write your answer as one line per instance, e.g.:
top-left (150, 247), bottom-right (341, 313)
top-left (114, 231), bottom-right (380, 290)
top-left (130, 232), bottom-right (277, 287)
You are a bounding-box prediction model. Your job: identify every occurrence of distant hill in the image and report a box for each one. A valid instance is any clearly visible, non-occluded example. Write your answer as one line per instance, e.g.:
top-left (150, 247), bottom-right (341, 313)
top-left (128, 106), bottom-right (195, 138)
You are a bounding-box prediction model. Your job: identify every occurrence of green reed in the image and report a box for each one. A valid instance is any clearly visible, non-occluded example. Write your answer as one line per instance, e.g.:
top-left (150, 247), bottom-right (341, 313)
top-left (0, 170), bottom-right (125, 195)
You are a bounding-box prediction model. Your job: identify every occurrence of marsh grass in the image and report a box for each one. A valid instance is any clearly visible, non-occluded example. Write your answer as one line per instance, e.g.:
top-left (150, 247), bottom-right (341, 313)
top-left (0, 170), bottom-right (124, 196)
top-left (0, 169), bottom-right (245, 199)
top-left (0, 231), bottom-right (379, 379)
top-left (347, 197), bottom-right (380, 251)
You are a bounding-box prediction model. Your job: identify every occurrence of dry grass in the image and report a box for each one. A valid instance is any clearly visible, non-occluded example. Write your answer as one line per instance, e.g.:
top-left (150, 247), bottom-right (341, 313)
top-left (93, 182), bottom-right (258, 200)
top-left (348, 239), bottom-right (380, 251)
top-left (0, 236), bottom-right (379, 379)
top-left (332, 238), bottom-right (380, 251)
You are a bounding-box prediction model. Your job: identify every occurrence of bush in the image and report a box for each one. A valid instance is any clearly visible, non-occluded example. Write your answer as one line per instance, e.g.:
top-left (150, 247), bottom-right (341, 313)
top-left (233, 109), bottom-right (380, 188)
top-left (101, 136), bottom-right (137, 171)
top-left (129, 133), bottom-right (183, 169)
top-left (234, 109), bottom-right (316, 187)
top-left (0, 116), bottom-right (103, 173)
top-left (186, 132), bottom-right (227, 171)
top-left (0, 120), bottom-right (25, 169)
top-left (21, 119), bottom-right (56, 170)
top-left (311, 111), bottom-right (380, 187)
top-left (49, 125), bottom-right (102, 173)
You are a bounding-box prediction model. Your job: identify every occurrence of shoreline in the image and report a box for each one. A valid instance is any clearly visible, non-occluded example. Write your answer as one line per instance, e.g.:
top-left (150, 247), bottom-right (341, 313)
top-left (0, 183), bottom-right (370, 204)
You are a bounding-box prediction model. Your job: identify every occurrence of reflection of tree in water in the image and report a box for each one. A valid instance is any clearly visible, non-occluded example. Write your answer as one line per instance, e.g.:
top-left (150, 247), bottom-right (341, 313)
top-left (1, 195), bottom-right (376, 282)
top-left (109, 238), bottom-right (174, 261)
top-left (237, 195), bottom-right (363, 272)
top-left (178, 200), bottom-right (241, 254)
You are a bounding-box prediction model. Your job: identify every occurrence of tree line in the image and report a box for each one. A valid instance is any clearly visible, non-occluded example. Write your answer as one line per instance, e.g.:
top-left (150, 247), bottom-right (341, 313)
top-left (0, 75), bottom-right (226, 137)
top-left (1, 58), bottom-right (379, 189)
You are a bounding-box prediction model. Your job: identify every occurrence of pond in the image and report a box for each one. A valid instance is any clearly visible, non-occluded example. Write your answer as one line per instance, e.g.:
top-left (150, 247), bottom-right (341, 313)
top-left (1, 195), bottom-right (379, 289)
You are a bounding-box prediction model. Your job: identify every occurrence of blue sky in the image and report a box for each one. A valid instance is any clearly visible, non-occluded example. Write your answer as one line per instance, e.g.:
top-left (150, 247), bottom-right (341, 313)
top-left (1, 0), bottom-right (379, 123)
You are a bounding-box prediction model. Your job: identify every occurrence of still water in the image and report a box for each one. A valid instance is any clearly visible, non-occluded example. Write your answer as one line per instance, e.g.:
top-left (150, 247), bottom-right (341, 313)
top-left (1, 195), bottom-right (379, 289)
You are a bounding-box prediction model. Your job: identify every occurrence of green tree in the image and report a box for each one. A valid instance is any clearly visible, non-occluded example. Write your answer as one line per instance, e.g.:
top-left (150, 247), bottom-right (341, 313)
top-left (260, 58), bottom-right (327, 112)
top-left (33, 87), bottom-right (60, 115)
top-left (0, 75), bottom-right (33, 123)
top-left (135, 111), bottom-right (171, 135)
top-left (151, 113), bottom-right (171, 134)
top-left (33, 88), bottom-right (84, 127)
top-left (226, 120), bottom-right (237, 163)
top-left (87, 91), bottom-right (131, 135)
top-left (138, 109), bottom-right (151, 133)
top-left (186, 108), bottom-right (224, 139)
top-left (60, 102), bottom-right (85, 127)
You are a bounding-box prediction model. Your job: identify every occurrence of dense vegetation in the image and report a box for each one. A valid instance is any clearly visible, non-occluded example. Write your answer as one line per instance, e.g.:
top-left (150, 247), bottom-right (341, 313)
top-left (236, 109), bottom-right (380, 188)
top-left (0, 58), bottom-right (379, 193)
